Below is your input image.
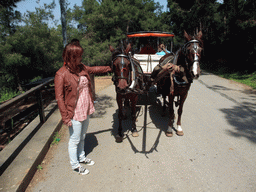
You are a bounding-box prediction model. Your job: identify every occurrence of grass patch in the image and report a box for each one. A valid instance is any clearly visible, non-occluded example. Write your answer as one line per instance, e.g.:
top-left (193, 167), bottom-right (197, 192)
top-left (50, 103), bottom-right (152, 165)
top-left (201, 62), bottom-right (256, 89)
top-left (220, 71), bottom-right (256, 89)
top-left (0, 87), bottom-right (21, 103)
top-left (37, 164), bottom-right (43, 171)
top-left (51, 131), bottom-right (61, 146)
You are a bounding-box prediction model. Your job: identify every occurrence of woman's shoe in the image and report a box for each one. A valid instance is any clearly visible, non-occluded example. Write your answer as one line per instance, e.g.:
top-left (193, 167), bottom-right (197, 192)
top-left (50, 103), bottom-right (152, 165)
top-left (74, 166), bottom-right (89, 175)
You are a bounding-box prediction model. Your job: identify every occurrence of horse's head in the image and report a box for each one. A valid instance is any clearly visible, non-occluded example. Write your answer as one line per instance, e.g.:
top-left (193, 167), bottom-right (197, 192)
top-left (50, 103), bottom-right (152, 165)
top-left (109, 43), bottom-right (132, 94)
top-left (182, 30), bottom-right (203, 79)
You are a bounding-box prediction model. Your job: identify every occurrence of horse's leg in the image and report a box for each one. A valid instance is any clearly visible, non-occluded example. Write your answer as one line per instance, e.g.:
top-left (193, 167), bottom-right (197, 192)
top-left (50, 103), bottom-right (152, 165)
top-left (161, 77), bottom-right (170, 117)
top-left (116, 94), bottom-right (123, 142)
top-left (161, 94), bottom-right (167, 117)
top-left (176, 92), bottom-right (188, 136)
top-left (166, 94), bottom-right (175, 137)
top-left (131, 94), bottom-right (139, 137)
top-left (123, 98), bottom-right (129, 119)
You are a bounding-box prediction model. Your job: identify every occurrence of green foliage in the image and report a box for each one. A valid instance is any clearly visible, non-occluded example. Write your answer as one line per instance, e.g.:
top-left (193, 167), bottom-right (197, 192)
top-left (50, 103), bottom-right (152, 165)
top-left (166, 0), bottom-right (256, 73)
top-left (0, 24), bottom-right (63, 87)
top-left (0, 87), bottom-right (20, 103)
top-left (72, 0), bottom-right (166, 66)
top-left (0, 1), bottom-right (63, 97)
top-left (202, 62), bottom-right (256, 89)
top-left (1, 0), bottom-right (255, 104)
top-left (0, 0), bottom-right (22, 41)
top-left (51, 131), bottom-right (61, 146)
top-left (37, 164), bottom-right (43, 171)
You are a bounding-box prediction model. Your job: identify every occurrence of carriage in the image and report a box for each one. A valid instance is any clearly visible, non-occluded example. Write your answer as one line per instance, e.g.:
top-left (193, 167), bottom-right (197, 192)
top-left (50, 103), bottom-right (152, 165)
top-left (126, 31), bottom-right (175, 105)
top-left (109, 30), bottom-right (203, 141)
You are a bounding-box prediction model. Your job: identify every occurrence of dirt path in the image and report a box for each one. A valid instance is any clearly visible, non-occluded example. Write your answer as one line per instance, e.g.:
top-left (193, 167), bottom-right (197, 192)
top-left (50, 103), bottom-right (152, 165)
top-left (94, 76), bottom-right (113, 93)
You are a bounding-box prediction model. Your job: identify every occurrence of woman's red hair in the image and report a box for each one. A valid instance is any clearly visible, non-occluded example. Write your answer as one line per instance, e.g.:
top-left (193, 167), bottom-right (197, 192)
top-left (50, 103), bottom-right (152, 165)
top-left (63, 43), bottom-right (84, 74)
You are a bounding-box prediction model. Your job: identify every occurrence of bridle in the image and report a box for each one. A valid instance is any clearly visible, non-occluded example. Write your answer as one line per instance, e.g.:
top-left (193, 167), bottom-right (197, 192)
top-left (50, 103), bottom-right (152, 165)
top-left (112, 53), bottom-right (130, 82)
top-left (111, 52), bottom-right (137, 93)
top-left (182, 39), bottom-right (202, 67)
top-left (172, 39), bottom-right (203, 85)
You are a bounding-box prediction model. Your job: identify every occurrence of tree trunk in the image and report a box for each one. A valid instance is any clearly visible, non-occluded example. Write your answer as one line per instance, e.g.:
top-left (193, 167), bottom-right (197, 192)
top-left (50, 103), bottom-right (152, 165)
top-left (15, 68), bottom-right (23, 93)
top-left (59, 0), bottom-right (67, 47)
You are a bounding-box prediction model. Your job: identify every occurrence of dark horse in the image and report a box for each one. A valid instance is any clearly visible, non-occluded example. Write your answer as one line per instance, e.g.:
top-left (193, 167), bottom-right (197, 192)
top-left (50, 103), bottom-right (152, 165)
top-left (109, 43), bottom-right (144, 142)
top-left (153, 31), bottom-right (203, 137)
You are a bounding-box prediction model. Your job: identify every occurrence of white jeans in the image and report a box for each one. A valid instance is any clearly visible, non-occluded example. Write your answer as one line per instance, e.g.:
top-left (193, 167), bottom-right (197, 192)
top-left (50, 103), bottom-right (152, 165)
top-left (68, 118), bottom-right (89, 169)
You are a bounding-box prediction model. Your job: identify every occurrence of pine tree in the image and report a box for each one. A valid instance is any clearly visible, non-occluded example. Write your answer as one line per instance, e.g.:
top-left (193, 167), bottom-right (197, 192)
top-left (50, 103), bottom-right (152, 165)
top-left (72, 0), bottom-right (164, 66)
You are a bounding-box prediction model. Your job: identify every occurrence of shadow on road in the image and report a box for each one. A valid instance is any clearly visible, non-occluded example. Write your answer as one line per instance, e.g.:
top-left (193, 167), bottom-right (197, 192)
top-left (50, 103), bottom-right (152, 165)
top-left (84, 94), bottom-right (114, 156)
top-left (91, 95), bottom-right (113, 118)
top-left (84, 129), bottom-right (112, 156)
top-left (220, 105), bottom-right (256, 144)
top-left (111, 106), bottom-right (142, 137)
top-left (111, 100), bottom-right (170, 157)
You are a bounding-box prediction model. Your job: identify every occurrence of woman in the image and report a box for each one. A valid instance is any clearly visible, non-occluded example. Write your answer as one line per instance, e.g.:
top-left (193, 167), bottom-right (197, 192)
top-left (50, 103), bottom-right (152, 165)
top-left (55, 42), bottom-right (112, 175)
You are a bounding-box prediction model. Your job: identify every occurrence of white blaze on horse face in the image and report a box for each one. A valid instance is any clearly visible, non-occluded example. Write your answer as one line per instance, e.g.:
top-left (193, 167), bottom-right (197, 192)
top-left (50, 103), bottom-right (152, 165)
top-left (121, 57), bottom-right (125, 77)
top-left (193, 55), bottom-right (199, 76)
top-left (192, 43), bottom-right (199, 77)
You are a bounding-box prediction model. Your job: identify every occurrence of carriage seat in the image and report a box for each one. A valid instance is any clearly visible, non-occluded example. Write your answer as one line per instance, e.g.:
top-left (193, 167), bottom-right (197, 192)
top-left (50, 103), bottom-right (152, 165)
top-left (133, 54), bottom-right (162, 73)
top-left (139, 46), bottom-right (156, 54)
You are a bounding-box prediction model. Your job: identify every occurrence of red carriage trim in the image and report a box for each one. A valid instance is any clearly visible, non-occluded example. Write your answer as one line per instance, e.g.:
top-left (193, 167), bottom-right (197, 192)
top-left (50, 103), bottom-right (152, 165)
top-left (127, 32), bottom-right (174, 38)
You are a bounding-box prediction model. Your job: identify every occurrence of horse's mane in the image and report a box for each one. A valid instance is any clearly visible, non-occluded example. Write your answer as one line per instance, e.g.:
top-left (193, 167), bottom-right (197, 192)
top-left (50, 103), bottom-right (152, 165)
top-left (176, 48), bottom-right (187, 67)
top-left (111, 47), bottom-right (124, 60)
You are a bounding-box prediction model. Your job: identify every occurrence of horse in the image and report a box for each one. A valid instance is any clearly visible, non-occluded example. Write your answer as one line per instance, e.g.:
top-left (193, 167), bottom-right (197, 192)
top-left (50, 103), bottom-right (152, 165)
top-left (152, 30), bottom-right (203, 137)
top-left (109, 43), bottom-right (144, 142)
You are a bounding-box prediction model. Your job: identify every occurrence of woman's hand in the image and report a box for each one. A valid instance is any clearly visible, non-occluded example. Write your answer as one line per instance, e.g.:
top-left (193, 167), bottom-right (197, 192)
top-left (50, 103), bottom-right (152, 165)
top-left (63, 119), bottom-right (72, 127)
top-left (162, 63), bottom-right (173, 71)
top-left (67, 120), bottom-right (72, 127)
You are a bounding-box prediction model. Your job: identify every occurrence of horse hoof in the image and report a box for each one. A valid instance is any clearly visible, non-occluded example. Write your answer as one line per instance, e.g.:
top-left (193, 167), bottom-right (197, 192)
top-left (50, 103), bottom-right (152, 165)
top-left (115, 135), bottom-right (123, 143)
top-left (132, 131), bottom-right (139, 137)
top-left (165, 132), bottom-right (173, 137)
top-left (176, 131), bottom-right (184, 136)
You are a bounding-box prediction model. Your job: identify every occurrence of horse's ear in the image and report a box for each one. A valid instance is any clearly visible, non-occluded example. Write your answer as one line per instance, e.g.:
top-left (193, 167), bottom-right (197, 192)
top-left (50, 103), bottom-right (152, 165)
top-left (124, 43), bottom-right (132, 55)
top-left (184, 30), bottom-right (192, 41)
top-left (109, 45), bottom-right (115, 52)
top-left (196, 31), bottom-right (203, 40)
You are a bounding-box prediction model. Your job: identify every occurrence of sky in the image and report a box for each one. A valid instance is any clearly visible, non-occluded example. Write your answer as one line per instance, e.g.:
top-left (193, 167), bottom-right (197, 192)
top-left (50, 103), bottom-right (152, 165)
top-left (15, 0), bottom-right (168, 27)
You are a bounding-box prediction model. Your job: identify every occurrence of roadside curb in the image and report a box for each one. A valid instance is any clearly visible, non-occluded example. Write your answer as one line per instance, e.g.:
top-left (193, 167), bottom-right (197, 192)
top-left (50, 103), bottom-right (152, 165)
top-left (0, 103), bottom-right (62, 192)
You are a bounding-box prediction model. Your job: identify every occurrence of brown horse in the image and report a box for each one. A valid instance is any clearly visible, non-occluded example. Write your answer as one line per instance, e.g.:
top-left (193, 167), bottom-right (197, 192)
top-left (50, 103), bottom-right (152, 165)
top-left (109, 43), bottom-right (143, 142)
top-left (153, 30), bottom-right (203, 137)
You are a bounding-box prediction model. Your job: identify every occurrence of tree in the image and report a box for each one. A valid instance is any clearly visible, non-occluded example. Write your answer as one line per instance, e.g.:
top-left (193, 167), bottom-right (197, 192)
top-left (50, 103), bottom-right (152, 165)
top-left (0, 1), bottom-right (63, 92)
top-left (166, 0), bottom-right (218, 38)
top-left (72, 0), bottom-right (164, 66)
top-left (0, 0), bottom-right (22, 41)
top-left (217, 0), bottom-right (256, 69)
top-left (59, 0), bottom-right (68, 47)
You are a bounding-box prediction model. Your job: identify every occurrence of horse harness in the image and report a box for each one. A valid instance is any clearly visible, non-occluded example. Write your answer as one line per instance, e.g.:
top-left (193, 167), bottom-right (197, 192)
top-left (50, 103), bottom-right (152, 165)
top-left (111, 53), bottom-right (130, 83)
top-left (112, 53), bottom-right (144, 94)
top-left (182, 39), bottom-right (202, 67)
top-left (153, 39), bottom-right (202, 95)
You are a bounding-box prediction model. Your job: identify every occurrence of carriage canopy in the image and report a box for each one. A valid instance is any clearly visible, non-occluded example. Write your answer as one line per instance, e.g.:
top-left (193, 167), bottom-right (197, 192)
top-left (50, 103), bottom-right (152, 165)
top-left (126, 31), bottom-right (175, 74)
top-left (127, 31), bottom-right (174, 38)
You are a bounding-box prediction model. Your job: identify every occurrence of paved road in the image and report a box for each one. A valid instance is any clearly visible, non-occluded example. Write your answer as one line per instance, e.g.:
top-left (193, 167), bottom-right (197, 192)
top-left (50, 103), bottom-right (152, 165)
top-left (28, 72), bottom-right (256, 192)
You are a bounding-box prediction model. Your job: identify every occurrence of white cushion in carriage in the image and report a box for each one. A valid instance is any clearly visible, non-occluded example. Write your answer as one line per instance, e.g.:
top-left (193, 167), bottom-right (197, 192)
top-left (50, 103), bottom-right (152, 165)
top-left (133, 54), bottom-right (162, 73)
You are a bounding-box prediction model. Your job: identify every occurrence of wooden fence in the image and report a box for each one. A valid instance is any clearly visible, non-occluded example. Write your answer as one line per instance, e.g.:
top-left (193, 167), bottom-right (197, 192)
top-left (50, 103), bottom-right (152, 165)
top-left (0, 75), bottom-right (95, 146)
